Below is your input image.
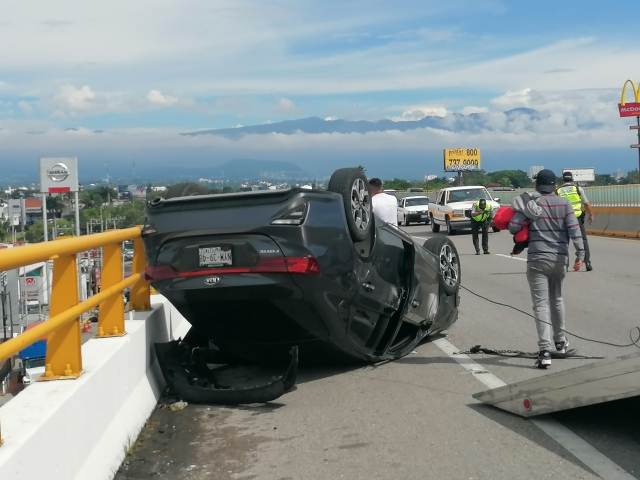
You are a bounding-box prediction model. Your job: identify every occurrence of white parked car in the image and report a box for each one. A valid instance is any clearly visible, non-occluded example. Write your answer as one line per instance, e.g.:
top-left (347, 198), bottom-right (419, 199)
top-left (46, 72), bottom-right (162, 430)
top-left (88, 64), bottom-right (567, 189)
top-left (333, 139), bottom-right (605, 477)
top-left (397, 196), bottom-right (431, 226)
top-left (22, 357), bottom-right (46, 385)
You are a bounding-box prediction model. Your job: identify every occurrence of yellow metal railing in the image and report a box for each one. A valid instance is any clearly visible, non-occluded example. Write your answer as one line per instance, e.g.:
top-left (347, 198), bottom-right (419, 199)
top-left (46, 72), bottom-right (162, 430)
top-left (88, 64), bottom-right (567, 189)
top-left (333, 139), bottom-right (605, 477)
top-left (0, 227), bottom-right (151, 382)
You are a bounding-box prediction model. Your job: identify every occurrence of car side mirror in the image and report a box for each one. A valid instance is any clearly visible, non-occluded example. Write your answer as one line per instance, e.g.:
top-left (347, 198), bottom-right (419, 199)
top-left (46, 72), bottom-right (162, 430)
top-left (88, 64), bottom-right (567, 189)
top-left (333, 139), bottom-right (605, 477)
top-left (493, 197), bottom-right (500, 203)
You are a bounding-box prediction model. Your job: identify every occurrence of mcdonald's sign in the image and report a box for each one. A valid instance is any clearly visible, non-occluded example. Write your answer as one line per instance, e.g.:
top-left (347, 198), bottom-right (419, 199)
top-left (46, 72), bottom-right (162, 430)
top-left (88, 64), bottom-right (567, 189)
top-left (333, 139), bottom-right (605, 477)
top-left (618, 79), bottom-right (640, 117)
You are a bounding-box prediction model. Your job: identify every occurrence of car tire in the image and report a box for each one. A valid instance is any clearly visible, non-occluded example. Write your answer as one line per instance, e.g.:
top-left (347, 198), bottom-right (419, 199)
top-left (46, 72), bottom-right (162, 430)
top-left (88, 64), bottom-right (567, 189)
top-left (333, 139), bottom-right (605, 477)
top-left (446, 217), bottom-right (456, 235)
top-left (165, 182), bottom-right (209, 199)
top-left (430, 214), bottom-right (440, 233)
top-left (327, 168), bottom-right (373, 243)
top-left (492, 226), bottom-right (500, 233)
top-left (423, 237), bottom-right (461, 296)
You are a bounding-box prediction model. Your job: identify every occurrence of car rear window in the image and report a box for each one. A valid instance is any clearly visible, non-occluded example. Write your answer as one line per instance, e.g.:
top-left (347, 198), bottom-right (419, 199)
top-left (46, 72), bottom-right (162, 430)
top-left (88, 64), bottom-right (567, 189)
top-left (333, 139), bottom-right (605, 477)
top-left (405, 198), bottom-right (429, 206)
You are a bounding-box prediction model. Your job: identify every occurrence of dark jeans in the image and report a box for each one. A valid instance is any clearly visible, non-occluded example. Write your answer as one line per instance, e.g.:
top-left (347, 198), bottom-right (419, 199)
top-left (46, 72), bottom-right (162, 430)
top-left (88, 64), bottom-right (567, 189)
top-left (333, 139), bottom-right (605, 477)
top-left (578, 214), bottom-right (591, 263)
top-left (471, 219), bottom-right (488, 252)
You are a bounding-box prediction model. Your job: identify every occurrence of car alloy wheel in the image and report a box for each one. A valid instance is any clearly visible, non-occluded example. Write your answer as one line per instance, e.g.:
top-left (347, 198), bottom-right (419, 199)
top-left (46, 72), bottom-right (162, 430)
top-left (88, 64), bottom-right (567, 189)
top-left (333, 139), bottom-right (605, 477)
top-left (439, 244), bottom-right (459, 289)
top-left (350, 178), bottom-right (371, 232)
top-left (327, 168), bottom-right (372, 242)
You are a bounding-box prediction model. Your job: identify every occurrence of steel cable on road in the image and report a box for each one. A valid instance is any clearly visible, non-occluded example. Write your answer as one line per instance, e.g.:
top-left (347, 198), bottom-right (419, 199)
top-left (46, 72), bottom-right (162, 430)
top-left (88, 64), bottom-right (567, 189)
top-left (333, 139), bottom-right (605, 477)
top-left (459, 284), bottom-right (640, 350)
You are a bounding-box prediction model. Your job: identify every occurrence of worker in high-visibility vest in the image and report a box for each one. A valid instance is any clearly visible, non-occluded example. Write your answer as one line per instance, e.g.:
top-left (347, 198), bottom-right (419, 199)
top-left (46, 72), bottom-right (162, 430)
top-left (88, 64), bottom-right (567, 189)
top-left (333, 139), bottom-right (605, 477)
top-left (471, 198), bottom-right (493, 255)
top-left (556, 171), bottom-right (594, 271)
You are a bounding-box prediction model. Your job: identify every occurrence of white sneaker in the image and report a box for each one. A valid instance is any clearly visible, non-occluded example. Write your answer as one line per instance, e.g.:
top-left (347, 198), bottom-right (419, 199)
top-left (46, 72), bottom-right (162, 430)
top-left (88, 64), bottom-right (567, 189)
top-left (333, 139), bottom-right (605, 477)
top-left (555, 340), bottom-right (569, 354)
top-left (535, 350), bottom-right (551, 369)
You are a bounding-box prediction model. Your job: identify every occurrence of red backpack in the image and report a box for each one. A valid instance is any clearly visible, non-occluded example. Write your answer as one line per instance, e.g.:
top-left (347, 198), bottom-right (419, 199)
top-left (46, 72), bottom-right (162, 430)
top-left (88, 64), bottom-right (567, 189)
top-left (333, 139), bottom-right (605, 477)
top-left (492, 198), bottom-right (533, 255)
top-left (493, 206), bottom-right (515, 231)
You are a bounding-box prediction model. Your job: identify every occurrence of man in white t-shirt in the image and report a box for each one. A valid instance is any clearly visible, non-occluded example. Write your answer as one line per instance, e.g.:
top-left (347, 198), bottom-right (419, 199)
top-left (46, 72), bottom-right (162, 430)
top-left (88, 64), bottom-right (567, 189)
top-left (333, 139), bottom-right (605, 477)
top-left (368, 178), bottom-right (398, 227)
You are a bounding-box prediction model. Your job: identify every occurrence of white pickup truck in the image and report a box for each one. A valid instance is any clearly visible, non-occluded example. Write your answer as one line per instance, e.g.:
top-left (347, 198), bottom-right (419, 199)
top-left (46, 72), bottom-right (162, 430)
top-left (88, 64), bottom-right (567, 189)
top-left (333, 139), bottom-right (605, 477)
top-left (428, 186), bottom-right (501, 235)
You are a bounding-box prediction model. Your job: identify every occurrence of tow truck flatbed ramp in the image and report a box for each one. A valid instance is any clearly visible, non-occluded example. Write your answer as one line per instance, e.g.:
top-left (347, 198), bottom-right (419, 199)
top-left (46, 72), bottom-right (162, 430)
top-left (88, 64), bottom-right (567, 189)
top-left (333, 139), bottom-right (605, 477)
top-left (472, 350), bottom-right (640, 417)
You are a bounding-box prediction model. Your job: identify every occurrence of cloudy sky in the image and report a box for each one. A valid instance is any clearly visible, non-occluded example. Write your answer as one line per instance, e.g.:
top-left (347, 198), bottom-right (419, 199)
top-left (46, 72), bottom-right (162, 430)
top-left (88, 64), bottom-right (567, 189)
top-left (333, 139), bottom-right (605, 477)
top-left (0, 0), bottom-right (637, 179)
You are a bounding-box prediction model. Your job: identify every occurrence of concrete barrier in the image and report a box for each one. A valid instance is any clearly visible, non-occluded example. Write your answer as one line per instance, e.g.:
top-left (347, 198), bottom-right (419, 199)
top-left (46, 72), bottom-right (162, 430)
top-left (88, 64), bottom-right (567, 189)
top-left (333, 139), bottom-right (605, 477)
top-left (585, 207), bottom-right (610, 236)
top-left (0, 295), bottom-right (191, 480)
top-left (600, 207), bottom-right (640, 239)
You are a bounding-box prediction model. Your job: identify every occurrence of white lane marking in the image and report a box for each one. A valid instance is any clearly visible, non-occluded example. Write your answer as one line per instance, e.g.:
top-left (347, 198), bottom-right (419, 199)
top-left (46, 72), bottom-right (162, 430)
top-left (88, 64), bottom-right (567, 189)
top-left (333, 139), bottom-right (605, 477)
top-left (495, 253), bottom-right (527, 262)
top-left (433, 337), bottom-right (635, 480)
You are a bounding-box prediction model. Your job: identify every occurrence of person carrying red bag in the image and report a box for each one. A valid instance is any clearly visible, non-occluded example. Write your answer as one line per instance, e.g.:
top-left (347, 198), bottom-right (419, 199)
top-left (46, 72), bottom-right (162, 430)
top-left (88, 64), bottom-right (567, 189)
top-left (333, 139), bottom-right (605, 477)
top-left (508, 169), bottom-right (585, 369)
top-left (492, 199), bottom-right (533, 255)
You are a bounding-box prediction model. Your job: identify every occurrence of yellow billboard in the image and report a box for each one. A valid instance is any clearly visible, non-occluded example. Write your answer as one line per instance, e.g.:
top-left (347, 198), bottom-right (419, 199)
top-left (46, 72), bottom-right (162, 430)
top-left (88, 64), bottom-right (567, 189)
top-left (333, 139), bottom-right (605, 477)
top-left (443, 149), bottom-right (481, 172)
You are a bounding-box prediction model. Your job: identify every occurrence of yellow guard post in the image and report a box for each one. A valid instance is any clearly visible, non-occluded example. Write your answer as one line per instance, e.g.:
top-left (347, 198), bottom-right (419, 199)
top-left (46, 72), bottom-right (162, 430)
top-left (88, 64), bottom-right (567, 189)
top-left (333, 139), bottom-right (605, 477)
top-left (97, 240), bottom-right (125, 337)
top-left (129, 237), bottom-right (151, 311)
top-left (42, 237), bottom-right (82, 380)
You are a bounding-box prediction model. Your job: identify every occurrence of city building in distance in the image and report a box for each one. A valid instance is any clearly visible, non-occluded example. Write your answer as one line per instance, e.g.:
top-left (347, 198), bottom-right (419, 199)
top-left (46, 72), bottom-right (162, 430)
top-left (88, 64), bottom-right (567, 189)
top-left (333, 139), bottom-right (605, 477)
top-left (529, 166), bottom-right (544, 179)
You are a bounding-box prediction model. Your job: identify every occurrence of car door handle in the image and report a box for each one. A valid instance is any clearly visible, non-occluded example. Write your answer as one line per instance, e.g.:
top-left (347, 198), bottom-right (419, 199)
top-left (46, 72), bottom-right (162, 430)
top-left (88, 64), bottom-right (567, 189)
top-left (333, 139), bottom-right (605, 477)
top-left (362, 282), bottom-right (375, 292)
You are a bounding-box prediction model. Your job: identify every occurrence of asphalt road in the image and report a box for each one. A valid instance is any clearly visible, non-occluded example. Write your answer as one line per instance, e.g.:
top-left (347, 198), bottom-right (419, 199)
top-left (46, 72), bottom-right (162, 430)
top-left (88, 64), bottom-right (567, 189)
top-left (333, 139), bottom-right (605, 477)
top-left (116, 228), bottom-right (640, 480)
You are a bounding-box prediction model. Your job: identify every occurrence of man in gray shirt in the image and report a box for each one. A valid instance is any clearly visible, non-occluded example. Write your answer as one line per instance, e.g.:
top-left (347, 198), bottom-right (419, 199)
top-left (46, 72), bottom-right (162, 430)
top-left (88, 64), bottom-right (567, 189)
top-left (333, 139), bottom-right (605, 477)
top-left (509, 169), bottom-right (585, 369)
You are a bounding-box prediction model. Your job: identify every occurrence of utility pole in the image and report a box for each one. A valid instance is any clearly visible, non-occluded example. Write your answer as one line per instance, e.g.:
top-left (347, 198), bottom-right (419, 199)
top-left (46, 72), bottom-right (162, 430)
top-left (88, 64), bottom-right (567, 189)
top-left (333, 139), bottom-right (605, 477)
top-left (105, 216), bottom-right (125, 230)
top-left (106, 162), bottom-right (111, 204)
top-left (1, 272), bottom-right (7, 341)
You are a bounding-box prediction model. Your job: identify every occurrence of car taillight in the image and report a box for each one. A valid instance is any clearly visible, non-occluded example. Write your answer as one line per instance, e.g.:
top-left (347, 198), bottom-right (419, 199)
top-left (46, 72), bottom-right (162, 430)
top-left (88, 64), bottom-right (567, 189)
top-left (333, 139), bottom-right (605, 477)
top-left (271, 204), bottom-right (307, 225)
top-left (285, 256), bottom-right (320, 275)
top-left (145, 265), bottom-right (177, 282)
top-left (141, 223), bottom-right (157, 236)
top-left (144, 256), bottom-right (320, 282)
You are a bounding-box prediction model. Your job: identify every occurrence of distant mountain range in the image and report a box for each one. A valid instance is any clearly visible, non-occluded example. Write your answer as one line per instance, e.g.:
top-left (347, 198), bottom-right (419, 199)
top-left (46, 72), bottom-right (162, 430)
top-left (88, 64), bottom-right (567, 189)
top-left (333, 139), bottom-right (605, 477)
top-left (207, 159), bottom-right (311, 180)
top-left (181, 108), bottom-right (550, 139)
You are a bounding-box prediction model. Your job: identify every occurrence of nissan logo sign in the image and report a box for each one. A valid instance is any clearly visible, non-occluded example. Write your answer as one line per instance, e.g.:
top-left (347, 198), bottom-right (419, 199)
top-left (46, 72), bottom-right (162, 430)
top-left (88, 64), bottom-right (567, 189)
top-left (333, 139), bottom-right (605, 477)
top-left (47, 163), bottom-right (70, 182)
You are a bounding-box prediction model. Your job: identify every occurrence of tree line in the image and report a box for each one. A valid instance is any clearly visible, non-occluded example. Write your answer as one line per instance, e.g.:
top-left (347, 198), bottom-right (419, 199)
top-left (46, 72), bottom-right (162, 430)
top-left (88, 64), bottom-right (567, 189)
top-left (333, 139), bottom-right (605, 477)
top-left (382, 169), bottom-right (640, 191)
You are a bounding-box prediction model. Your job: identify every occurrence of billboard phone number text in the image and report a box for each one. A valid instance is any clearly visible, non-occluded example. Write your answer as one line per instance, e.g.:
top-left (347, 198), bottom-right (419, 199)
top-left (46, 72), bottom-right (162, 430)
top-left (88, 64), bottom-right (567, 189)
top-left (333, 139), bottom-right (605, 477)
top-left (443, 148), bottom-right (481, 171)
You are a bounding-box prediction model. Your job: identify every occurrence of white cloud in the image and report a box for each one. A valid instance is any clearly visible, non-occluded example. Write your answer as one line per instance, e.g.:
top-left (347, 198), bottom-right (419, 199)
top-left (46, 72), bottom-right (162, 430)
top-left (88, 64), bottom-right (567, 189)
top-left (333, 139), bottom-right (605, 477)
top-left (491, 89), bottom-right (536, 109)
top-left (274, 97), bottom-right (301, 114)
top-left (487, 88), bottom-right (621, 133)
top-left (0, 2), bottom-right (635, 101)
top-left (459, 106), bottom-right (489, 115)
top-left (45, 84), bottom-right (196, 117)
top-left (17, 101), bottom-right (33, 114)
top-left (325, 116), bottom-right (339, 121)
top-left (49, 85), bottom-right (118, 116)
top-left (381, 27), bottom-right (460, 42)
top-left (146, 90), bottom-right (179, 107)
top-left (391, 105), bottom-right (448, 122)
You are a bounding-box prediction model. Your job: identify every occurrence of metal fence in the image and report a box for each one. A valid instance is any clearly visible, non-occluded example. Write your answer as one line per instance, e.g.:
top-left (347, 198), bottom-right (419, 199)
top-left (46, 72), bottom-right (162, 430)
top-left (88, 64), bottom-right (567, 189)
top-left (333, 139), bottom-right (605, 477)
top-left (0, 228), bottom-right (150, 380)
top-left (583, 185), bottom-right (640, 207)
top-left (395, 185), bottom-right (640, 207)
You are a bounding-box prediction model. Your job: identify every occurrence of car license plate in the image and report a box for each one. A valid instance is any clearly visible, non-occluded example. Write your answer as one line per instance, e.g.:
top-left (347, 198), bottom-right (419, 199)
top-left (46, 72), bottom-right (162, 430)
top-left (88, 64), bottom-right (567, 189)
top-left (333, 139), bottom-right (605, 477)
top-left (199, 247), bottom-right (233, 268)
top-left (420, 215), bottom-right (427, 218)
